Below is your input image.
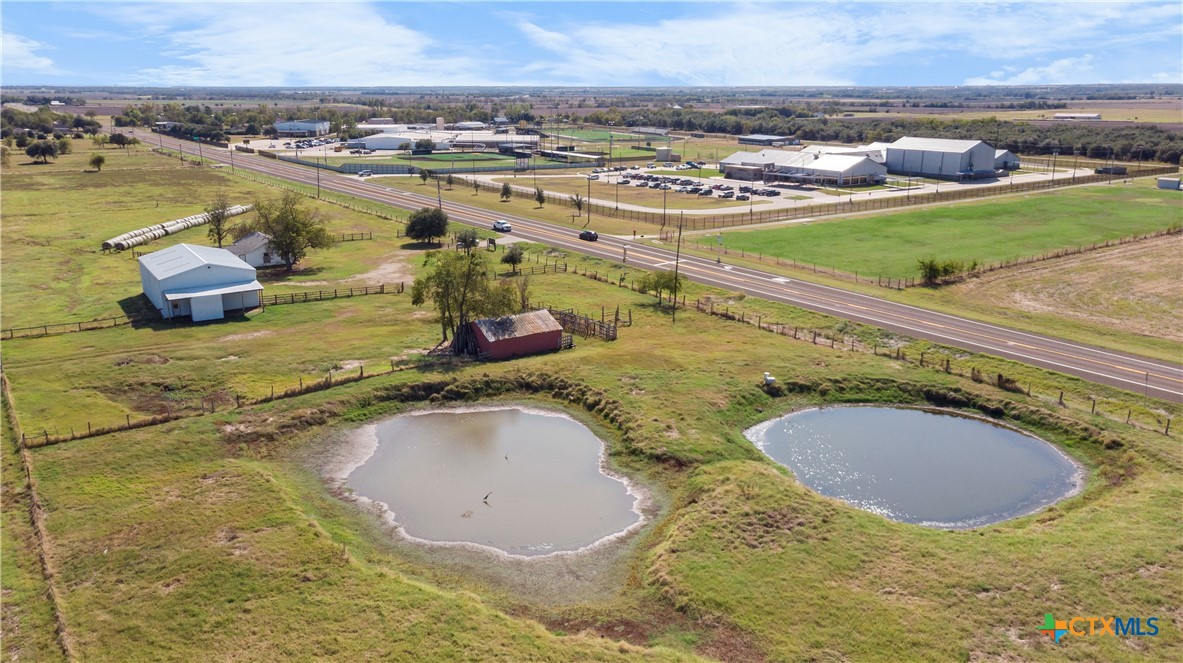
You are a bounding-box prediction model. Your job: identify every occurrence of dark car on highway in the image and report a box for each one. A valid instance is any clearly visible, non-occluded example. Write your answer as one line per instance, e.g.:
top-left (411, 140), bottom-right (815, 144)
top-left (578, 230), bottom-right (599, 241)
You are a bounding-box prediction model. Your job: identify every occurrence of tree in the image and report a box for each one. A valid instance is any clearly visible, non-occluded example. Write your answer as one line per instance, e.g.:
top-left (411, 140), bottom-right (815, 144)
top-left (1, 145), bottom-right (11, 168)
top-left (243, 192), bottom-right (334, 271)
top-left (88, 153), bottom-right (106, 171)
top-left (414, 137), bottom-right (435, 151)
top-left (445, 173), bottom-right (455, 190)
top-left (205, 191), bottom-right (233, 247)
top-left (473, 179), bottom-right (481, 195)
top-left (419, 168), bottom-right (431, 184)
top-left (456, 227), bottom-right (479, 254)
top-left (570, 192), bottom-right (584, 216)
top-left (500, 182), bottom-right (512, 201)
top-left (91, 133), bottom-right (109, 150)
top-left (25, 140), bottom-right (58, 163)
top-left (637, 270), bottom-right (682, 303)
top-left (501, 244), bottom-right (525, 274)
top-left (410, 250), bottom-right (517, 347)
top-left (108, 133), bottom-right (138, 152)
top-left (405, 207), bottom-right (449, 244)
top-left (514, 274), bottom-right (531, 312)
top-left (534, 187), bottom-right (546, 208)
top-left (56, 138), bottom-right (71, 155)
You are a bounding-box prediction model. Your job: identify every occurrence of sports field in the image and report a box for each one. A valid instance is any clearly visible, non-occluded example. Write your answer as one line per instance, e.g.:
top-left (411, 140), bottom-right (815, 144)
top-left (713, 184), bottom-right (1183, 279)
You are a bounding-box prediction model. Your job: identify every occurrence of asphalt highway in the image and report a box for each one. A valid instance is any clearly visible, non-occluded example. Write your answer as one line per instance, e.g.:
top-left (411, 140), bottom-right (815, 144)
top-left (141, 134), bottom-right (1183, 402)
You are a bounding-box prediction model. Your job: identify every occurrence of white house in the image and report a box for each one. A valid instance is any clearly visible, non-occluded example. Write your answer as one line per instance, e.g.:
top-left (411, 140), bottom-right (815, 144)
top-left (138, 244), bottom-right (263, 322)
top-left (226, 232), bottom-right (280, 268)
top-left (885, 137), bottom-right (999, 180)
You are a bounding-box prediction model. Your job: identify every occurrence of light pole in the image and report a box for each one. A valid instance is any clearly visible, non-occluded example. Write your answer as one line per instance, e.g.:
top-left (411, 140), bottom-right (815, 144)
top-left (229, 143), bottom-right (235, 174)
top-left (587, 174), bottom-right (592, 228)
top-left (194, 136), bottom-right (204, 164)
top-left (1072, 148), bottom-right (1079, 183)
top-left (436, 174), bottom-right (443, 209)
top-left (1050, 149), bottom-right (1059, 186)
top-left (316, 157), bottom-right (321, 199)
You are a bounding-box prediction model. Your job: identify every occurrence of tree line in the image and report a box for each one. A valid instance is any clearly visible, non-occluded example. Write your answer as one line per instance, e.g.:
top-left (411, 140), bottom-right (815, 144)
top-left (576, 107), bottom-right (1183, 164)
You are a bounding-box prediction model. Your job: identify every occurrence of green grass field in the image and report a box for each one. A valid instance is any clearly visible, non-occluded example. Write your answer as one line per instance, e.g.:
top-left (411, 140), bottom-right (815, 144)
top-left (553, 129), bottom-right (644, 142)
top-left (3, 139), bottom-right (1180, 662)
top-left (712, 185), bottom-right (1183, 279)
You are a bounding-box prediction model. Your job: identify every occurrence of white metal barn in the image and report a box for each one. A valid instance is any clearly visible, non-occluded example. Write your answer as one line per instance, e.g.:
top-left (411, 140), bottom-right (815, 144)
top-left (226, 232), bottom-right (280, 268)
top-left (885, 137), bottom-right (999, 180)
top-left (139, 244), bottom-right (263, 322)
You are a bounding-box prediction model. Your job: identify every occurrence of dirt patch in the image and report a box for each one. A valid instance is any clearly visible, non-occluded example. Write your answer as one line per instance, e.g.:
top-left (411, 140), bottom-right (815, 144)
top-left (113, 353), bottom-right (170, 366)
top-left (352, 253), bottom-right (411, 286)
top-left (949, 235), bottom-right (1183, 342)
top-left (218, 330), bottom-right (275, 343)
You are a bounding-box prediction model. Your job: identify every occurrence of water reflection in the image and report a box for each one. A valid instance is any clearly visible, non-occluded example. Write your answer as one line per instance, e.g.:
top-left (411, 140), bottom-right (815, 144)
top-left (346, 408), bottom-right (643, 556)
top-left (747, 407), bottom-right (1083, 528)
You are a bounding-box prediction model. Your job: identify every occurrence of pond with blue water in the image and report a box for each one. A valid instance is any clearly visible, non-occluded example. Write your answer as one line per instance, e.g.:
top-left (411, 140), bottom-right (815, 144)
top-left (745, 406), bottom-right (1083, 528)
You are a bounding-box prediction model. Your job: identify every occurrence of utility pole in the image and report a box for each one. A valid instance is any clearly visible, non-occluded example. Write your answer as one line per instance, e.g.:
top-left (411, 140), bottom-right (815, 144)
top-left (671, 214), bottom-right (684, 324)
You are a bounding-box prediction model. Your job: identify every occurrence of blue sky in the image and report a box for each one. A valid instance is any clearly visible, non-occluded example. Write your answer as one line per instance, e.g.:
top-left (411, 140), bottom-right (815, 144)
top-left (3, 1), bottom-right (1180, 87)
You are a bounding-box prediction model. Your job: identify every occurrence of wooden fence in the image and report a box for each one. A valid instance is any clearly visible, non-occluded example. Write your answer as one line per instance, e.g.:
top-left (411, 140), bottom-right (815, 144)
top-left (2, 313), bottom-right (155, 340)
top-left (339, 231), bottom-right (374, 241)
top-left (260, 283), bottom-right (402, 306)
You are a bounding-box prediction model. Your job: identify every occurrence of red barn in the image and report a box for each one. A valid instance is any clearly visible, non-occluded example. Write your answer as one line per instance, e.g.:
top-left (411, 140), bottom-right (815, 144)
top-left (471, 310), bottom-right (564, 360)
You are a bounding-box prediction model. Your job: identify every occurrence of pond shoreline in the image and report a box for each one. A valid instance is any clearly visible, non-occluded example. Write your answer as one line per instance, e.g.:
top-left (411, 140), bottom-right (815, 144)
top-left (744, 403), bottom-right (1087, 530)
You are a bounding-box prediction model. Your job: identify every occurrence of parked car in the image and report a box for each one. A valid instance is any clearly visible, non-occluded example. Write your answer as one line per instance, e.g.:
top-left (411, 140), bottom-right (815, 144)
top-left (720, 191), bottom-right (735, 198)
top-left (736, 194), bottom-right (750, 201)
top-left (493, 220), bottom-right (512, 232)
top-left (358, 170), bottom-right (373, 177)
top-left (698, 189), bottom-right (713, 196)
top-left (587, 174), bottom-right (599, 180)
top-left (579, 230), bottom-right (599, 241)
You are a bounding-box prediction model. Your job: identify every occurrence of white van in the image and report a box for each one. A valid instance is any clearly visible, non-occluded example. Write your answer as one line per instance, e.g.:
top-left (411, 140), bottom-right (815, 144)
top-left (358, 170), bottom-right (373, 177)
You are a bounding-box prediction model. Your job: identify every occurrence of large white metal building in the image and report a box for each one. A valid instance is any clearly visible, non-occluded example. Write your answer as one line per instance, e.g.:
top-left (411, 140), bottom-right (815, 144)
top-left (139, 244), bottom-right (263, 322)
top-left (884, 137), bottom-right (999, 180)
top-left (274, 120), bottom-right (331, 137)
top-left (719, 149), bottom-right (887, 185)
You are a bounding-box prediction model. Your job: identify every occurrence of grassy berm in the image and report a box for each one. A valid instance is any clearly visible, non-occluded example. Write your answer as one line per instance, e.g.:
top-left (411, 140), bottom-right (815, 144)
top-left (1, 142), bottom-right (1179, 662)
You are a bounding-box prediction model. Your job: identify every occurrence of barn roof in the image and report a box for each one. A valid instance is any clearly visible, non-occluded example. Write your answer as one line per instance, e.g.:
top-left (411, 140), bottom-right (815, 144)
top-left (227, 232), bottom-right (272, 256)
top-left (472, 310), bottom-right (562, 342)
top-left (139, 243), bottom-right (254, 280)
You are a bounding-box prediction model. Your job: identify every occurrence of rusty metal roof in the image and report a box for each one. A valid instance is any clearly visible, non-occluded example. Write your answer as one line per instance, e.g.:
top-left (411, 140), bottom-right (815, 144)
top-left (472, 310), bottom-right (562, 342)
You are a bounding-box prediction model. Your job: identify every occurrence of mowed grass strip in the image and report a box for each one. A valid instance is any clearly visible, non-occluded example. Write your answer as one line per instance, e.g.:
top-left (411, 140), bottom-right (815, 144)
top-left (714, 184), bottom-right (1183, 278)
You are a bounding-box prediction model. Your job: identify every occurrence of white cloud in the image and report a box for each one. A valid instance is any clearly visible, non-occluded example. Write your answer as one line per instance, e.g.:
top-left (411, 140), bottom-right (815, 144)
top-left (964, 55), bottom-right (1097, 85)
top-left (511, 2), bottom-right (1182, 86)
top-left (2, 32), bottom-right (60, 75)
top-left (107, 3), bottom-right (483, 86)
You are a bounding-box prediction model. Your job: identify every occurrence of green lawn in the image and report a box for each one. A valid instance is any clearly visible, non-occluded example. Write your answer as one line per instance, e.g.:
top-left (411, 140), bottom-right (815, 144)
top-left (714, 185), bottom-right (1183, 279)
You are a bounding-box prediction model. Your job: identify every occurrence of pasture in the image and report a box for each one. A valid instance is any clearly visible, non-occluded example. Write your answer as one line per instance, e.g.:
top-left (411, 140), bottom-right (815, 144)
top-left (711, 184), bottom-right (1183, 279)
top-left (2, 139), bottom-right (1180, 663)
